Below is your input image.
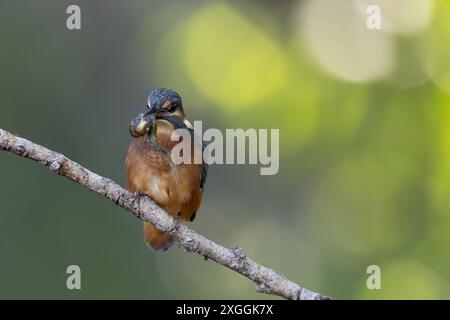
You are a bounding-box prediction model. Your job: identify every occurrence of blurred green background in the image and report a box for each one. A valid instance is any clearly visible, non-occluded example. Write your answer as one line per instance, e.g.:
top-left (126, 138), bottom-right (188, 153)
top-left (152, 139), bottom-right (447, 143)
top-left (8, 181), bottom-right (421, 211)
top-left (1, 0), bottom-right (450, 299)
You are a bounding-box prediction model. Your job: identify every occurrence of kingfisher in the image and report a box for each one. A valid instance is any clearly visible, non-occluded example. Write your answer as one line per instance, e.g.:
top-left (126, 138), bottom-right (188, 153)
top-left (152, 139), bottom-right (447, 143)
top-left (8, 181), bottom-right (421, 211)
top-left (125, 88), bottom-right (208, 251)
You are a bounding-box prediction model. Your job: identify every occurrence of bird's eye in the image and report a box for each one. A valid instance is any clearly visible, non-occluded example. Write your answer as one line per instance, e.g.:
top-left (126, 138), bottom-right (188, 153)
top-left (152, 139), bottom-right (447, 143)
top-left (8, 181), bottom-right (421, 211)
top-left (168, 103), bottom-right (177, 113)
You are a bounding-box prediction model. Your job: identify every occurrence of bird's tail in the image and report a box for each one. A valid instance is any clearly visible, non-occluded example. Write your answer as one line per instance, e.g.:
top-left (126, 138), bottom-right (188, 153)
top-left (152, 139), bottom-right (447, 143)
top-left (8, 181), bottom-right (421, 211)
top-left (143, 221), bottom-right (174, 252)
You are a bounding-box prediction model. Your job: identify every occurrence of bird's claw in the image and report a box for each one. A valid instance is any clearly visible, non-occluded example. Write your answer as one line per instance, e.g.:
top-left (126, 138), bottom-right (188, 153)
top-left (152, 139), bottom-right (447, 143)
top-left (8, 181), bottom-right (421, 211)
top-left (132, 191), bottom-right (147, 199)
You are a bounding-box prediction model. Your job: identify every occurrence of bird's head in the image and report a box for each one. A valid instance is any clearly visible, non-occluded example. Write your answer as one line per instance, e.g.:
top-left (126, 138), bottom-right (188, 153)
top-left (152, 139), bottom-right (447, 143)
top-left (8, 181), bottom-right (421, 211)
top-left (147, 88), bottom-right (185, 120)
top-left (129, 88), bottom-right (193, 138)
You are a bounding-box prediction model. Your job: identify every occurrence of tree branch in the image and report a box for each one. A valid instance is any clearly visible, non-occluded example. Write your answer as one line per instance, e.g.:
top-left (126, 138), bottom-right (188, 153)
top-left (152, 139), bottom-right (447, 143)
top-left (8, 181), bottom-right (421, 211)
top-left (0, 127), bottom-right (329, 300)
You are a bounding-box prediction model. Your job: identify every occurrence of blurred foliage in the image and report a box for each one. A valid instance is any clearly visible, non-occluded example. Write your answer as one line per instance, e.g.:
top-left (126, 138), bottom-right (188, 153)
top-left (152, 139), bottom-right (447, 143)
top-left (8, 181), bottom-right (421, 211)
top-left (0, 0), bottom-right (450, 299)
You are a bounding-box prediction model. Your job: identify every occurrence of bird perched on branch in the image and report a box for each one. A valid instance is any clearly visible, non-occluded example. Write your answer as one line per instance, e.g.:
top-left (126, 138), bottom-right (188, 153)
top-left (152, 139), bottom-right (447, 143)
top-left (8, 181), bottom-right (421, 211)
top-left (125, 88), bottom-right (207, 251)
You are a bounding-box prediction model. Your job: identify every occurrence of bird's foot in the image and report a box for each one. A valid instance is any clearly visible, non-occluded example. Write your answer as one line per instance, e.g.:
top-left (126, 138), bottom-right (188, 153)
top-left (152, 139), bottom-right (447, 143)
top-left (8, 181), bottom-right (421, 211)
top-left (132, 191), bottom-right (146, 197)
top-left (168, 214), bottom-right (182, 236)
top-left (132, 191), bottom-right (147, 201)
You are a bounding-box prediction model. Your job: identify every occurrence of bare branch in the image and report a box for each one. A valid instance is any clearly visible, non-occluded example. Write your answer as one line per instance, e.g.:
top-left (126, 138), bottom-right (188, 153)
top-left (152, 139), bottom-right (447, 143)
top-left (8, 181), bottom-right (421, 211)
top-left (0, 127), bottom-right (329, 300)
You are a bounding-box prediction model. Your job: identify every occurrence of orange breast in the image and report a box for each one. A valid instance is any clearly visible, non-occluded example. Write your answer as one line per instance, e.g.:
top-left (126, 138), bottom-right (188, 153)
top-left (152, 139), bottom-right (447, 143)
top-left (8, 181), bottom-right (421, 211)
top-left (125, 119), bottom-right (204, 221)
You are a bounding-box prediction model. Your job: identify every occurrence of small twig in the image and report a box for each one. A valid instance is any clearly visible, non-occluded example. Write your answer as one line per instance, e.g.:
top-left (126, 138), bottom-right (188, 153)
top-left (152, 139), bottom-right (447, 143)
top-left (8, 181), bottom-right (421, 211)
top-left (0, 128), bottom-right (329, 300)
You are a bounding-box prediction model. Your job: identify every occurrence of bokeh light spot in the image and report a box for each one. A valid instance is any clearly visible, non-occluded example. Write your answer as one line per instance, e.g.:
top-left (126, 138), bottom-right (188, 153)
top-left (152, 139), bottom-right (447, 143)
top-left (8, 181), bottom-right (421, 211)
top-left (423, 1), bottom-right (450, 94)
top-left (295, 0), bottom-right (394, 83)
top-left (366, 0), bottom-right (434, 35)
top-left (182, 3), bottom-right (286, 110)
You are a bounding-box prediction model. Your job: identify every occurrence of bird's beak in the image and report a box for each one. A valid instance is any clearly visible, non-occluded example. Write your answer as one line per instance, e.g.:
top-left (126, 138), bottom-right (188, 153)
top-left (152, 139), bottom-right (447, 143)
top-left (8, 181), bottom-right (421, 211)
top-left (183, 119), bottom-right (194, 129)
